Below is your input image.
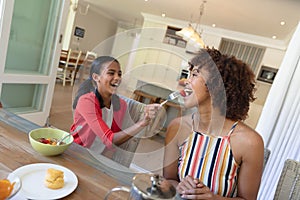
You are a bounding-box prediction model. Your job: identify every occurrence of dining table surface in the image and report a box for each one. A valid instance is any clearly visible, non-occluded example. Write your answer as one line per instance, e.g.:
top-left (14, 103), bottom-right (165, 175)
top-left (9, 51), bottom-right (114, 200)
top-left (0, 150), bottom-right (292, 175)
top-left (0, 109), bottom-right (136, 199)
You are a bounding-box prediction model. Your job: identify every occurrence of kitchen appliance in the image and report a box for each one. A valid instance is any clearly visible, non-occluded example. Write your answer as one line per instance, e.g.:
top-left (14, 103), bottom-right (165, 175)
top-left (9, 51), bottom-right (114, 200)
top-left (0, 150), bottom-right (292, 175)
top-left (257, 65), bottom-right (278, 84)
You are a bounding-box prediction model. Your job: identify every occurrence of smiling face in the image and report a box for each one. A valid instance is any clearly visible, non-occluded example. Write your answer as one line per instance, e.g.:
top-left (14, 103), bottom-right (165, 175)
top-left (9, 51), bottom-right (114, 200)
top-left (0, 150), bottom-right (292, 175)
top-left (183, 66), bottom-right (211, 109)
top-left (92, 60), bottom-right (122, 97)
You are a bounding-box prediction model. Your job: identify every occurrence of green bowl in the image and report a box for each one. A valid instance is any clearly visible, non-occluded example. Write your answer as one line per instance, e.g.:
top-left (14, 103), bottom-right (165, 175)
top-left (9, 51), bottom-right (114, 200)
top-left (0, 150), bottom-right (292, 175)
top-left (29, 128), bottom-right (73, 156)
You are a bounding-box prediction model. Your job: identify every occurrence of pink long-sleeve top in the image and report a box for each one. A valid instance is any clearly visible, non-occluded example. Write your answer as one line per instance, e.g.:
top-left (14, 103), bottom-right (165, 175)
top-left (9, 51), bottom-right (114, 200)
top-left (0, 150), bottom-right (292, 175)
top-left (71, 91), bottom-right (128, 149)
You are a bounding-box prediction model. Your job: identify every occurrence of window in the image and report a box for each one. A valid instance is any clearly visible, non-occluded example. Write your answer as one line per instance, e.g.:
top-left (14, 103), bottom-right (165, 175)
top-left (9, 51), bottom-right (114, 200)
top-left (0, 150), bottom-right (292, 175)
top-left (1, 83), bottom-right (47, 113)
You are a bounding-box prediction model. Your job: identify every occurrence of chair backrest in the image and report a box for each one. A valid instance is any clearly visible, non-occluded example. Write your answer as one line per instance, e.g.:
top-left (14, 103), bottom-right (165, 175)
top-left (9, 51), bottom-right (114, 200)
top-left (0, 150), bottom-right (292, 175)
top-left (263, 148), bottom-right (271, 171)
top-left (82, 51), bottom-right (97, 79)
top-left (58, 49), bottom-right (69, 65)
top-left (274, 159), bottom-right (300, 200)
top-left (111, 95), bottom-right (145, 167)
top-left (85, 51), bottom-right (97, 60)
top-left (111, 95), bottom-right (166, 167)
top-left (66, 49), bottom-right (82, 68)
top-left (79, 51), bottom-right (97, 67)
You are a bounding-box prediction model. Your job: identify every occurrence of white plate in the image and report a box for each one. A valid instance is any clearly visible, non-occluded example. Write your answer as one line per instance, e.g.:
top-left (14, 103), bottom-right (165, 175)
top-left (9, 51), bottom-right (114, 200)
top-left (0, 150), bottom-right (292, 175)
top-left (12, 163), bottom-right (78, 199)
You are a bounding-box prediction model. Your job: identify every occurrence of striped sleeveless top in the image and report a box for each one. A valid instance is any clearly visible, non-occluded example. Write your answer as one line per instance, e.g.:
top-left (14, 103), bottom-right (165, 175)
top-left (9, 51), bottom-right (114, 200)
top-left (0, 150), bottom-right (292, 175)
top-left (178, 121), bottom-right (239, 197)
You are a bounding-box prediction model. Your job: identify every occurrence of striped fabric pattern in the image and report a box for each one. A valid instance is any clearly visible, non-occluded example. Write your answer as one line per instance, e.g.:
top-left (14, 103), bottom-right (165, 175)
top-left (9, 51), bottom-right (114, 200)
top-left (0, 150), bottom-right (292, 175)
top-left (178, 128), bottom-right (239, 197)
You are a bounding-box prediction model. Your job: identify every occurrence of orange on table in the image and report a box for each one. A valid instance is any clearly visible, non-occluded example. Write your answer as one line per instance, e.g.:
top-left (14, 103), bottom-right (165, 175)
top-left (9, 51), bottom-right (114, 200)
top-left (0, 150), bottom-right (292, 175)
top-left (0, 179), bottom-right (15, 200)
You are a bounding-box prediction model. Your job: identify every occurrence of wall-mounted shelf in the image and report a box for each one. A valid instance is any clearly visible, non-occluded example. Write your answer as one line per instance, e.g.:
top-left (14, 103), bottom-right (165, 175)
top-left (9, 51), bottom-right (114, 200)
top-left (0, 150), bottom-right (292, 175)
top-left (163, 26), bottom-right (187, 48)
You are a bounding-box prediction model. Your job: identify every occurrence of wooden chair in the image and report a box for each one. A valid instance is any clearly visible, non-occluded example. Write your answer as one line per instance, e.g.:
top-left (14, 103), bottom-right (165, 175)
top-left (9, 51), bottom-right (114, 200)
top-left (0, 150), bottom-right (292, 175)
top-left (57, 49), bottom-right (82, 86)
top-left (263, 148), bottom-right (271, 171)
top-left (76, 51), bottom-right (97, 82)
top-left (273, 159), bottom-right (300, 200)
top-left (58, 49), bottom-right (69, 66)
top-left (111, 95), bottom-right (166, 167)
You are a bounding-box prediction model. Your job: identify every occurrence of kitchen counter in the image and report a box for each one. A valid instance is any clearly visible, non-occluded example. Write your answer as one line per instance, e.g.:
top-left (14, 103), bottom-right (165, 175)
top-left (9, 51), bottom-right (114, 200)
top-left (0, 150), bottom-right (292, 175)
top-left (134, 80), bottom-right (194, 133)
top-left (136, 80), bottom-right (184, 101)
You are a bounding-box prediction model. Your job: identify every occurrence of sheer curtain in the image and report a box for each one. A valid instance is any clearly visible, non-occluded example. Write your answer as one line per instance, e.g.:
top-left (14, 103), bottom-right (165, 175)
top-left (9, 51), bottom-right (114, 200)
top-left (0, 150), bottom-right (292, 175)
top-left (256, 22), bottom-right (300, 199)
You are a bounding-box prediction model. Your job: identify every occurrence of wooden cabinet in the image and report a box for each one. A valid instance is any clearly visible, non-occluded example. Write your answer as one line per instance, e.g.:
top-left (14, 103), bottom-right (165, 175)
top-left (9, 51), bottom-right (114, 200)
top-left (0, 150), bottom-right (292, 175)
top-left (112, 22), bottom-right (191, 93)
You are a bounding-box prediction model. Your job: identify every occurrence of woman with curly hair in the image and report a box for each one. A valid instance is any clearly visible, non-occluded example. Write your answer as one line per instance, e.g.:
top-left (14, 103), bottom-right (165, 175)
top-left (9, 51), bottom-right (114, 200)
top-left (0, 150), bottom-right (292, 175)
top-left (163, 47), bottom-right (264, 199)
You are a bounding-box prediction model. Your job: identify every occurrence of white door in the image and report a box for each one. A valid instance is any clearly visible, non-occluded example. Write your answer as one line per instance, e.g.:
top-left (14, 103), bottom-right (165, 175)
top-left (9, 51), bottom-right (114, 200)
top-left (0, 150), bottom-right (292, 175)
top-left (0, 0), bottom-right (68, 126)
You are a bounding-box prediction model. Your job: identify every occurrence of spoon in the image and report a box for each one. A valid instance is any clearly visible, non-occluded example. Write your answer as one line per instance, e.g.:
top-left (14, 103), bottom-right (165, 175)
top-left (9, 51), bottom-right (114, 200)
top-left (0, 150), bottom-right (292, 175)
top-left (56, 134), bottom-right (71, 145)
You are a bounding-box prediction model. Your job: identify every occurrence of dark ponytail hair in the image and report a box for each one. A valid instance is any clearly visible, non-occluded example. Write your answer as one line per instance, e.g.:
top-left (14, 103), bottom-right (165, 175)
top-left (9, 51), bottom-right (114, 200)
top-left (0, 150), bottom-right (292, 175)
top-left (72, 56), bottom-right (119, 109)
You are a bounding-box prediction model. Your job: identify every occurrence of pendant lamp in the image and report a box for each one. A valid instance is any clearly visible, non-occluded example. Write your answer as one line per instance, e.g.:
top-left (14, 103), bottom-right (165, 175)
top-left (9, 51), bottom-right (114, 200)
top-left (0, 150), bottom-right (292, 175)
top-left (176, 1), bottom-right (206, 48)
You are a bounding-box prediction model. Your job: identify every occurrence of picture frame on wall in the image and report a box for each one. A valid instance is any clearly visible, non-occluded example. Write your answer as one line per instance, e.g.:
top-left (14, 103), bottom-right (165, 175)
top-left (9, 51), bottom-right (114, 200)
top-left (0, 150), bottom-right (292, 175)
top-left (257, 65), bottom-right (278, 84)
top-left (74, 26), bottom-right (85, 38)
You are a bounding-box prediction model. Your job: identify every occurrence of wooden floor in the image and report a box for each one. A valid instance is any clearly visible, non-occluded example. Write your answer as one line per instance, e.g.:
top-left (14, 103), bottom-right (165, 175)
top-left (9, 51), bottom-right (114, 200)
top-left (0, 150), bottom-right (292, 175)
top-left (49, 82), bottom-right (74, 132)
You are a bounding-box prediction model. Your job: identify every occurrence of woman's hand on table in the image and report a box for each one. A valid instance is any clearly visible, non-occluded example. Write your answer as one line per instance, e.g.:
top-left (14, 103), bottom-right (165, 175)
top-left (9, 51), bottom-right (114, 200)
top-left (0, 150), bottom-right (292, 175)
top-left (177, 175), bottom-right (215, 200)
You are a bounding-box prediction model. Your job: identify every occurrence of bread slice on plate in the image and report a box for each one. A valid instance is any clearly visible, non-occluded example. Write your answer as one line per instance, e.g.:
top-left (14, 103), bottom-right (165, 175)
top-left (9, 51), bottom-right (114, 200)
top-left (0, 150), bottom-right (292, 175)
top-left (44, 168), bottom-right (64, 189)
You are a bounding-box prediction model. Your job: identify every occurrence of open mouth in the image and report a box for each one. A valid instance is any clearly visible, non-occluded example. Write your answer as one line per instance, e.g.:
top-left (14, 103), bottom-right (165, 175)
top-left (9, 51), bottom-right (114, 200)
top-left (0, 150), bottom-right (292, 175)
top-left (110, 83), bottom-right (119, 87)
top-left (183, 88), bottom-right (193, 97)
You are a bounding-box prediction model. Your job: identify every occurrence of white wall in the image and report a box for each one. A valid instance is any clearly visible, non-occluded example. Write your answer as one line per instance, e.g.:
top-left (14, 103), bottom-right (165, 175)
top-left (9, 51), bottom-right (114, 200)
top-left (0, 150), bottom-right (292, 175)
top-left (71, 6), bottom-right (118, 52)
top-left (261, 48), bottom-right (286, 70)
top-left (0, 0), bottom-right (3, 36)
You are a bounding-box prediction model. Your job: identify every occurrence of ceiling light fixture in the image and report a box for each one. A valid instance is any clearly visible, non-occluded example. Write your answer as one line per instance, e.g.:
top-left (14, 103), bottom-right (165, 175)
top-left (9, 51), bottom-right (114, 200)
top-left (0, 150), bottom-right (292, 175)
top-left (72, 1), bottom-right (90, 15)
top-left (176, 0), bottom-right (206, 48)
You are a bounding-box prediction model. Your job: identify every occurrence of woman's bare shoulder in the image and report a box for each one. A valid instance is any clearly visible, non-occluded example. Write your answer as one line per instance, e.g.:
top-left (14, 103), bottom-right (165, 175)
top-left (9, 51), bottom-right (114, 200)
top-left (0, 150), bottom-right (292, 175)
top-left (165, 115), bottom-right (193, 144)
top-left (167, 114), bottom-right (192, 132)
top-left (168, 114), bottom-right (190, 125)
top-left (236, 122), bottom-right (264, 146)
top-left (227, 122), bottom-right (264, 167)
top-left (231, 122), bottom-right (264, 163)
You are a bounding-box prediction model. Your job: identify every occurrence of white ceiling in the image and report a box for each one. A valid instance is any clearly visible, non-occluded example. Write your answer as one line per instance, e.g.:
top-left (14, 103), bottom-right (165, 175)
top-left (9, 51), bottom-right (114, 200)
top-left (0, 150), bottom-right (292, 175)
top-left (83, 0), bottom-right (300, 41)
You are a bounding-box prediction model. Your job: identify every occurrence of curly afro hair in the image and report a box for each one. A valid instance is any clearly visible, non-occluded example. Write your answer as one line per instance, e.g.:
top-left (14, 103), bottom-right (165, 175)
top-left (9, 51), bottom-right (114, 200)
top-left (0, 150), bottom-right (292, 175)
top-left (189, 47), bottom-right (256, 121)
